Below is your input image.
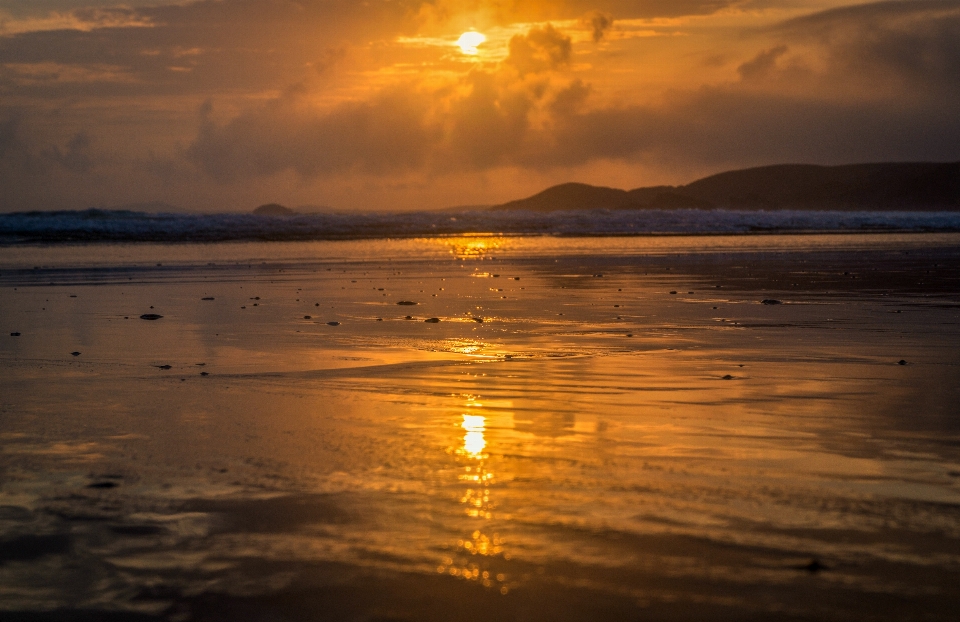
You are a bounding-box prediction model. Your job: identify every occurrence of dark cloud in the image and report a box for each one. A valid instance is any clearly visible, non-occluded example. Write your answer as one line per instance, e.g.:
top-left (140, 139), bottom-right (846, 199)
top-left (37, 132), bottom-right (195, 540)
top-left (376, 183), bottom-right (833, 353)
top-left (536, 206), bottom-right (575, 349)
top-left (583, 11), bottom-right (614, 43)
top-left (187, 87), bottom-right (439, 181)
top-left (737, 45), bottom-right (788, 81)
top-left (505, 24), bottom-right (572, 75)
top-left (776, 0), bottom-right (960, 94)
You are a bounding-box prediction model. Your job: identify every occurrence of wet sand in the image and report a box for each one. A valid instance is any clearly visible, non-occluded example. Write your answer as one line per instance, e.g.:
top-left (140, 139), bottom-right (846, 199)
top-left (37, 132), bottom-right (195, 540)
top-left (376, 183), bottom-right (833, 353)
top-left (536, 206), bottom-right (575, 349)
top-left (1, 234), bottom-right (960, 621)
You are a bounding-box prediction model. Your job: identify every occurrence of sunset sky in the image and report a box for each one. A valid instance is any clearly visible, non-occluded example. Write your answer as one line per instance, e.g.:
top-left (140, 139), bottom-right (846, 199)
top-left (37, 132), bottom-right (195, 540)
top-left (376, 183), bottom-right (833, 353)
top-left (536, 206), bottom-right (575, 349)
top-left (2, 0), bottom-right (959, 212)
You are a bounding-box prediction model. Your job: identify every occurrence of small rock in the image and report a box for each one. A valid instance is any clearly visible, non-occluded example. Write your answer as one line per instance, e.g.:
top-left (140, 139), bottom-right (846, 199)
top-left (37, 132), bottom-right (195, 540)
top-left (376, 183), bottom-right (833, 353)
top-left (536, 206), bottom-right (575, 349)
top-left (139, 314), bottom-right (163, 320)
top-left (722, 374), bottom-right (734, 380)
top-left (473, 317), bottom-right (484, 323)
top-left (327, 321), bottom-right (340, 326)
top-left (397, 301), bottom-right (418, 306)
top-left (71, 351), bottom-right (81, 356)
top-left (802, 559), bottom-right (828, 573)
top-left (424, 317), bottom-right (440, 323)
top-left (514, 277), bottom-right (520, 281)
top-left (405, 315), bottom-right (413, 320)
top-left (157, 364), bottom-right (172, 370)
top-left (303, 315), bottom-right (312, 319)
top-left (670, 291), bottom-right (677, 295)
top-left (898, 359), bottom-right (907, 365)
top-left (376, 318), bottom-right (383, 322)
top-left (87, 481), bottom-right (118, 489)
top-left (761, 299), bottom-right (782, 305)
top-left (201, 297), bottom-right (215, 301)
top-left (10, 332), bottom-right (20, 336)
top-left (200, 371), bottom-right (209, 376)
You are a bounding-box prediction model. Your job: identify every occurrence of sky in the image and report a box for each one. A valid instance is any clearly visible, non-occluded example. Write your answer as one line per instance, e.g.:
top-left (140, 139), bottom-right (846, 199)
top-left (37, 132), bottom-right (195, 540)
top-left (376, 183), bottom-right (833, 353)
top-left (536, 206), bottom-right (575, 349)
top-left (1, 0), bottom-right (959, 212)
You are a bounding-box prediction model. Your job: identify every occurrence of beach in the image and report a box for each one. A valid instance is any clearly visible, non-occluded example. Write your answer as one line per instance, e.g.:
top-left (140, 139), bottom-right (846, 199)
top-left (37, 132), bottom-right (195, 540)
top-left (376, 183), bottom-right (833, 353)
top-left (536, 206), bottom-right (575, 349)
top-left (2, 233), bottom-right (960, 621)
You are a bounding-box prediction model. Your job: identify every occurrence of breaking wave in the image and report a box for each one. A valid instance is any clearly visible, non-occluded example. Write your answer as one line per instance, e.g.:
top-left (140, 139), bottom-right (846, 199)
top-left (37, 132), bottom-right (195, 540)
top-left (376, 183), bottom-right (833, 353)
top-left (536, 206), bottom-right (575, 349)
top-left (1, 207), bottom-right (959, 244)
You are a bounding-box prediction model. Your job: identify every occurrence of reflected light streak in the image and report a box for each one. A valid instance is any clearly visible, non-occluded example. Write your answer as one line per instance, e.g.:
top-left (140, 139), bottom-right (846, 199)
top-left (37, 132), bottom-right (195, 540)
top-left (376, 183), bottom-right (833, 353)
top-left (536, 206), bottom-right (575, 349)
top-left (461, 414), bottom-right (486, 458)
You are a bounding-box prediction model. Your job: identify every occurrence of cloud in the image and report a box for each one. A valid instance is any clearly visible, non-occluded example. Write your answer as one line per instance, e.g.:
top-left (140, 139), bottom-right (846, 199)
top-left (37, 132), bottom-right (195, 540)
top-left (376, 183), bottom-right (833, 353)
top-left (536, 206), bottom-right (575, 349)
top-left (583, 11), bottom-right (614, 42)
top-left (505, 24), bottom-right (572, 75)
top-left (187, 87), bottom-right (440, 180)
top-left (737, 45), bottom-right (788, 81)
top-left (774, 0), bottom-right (960, 94)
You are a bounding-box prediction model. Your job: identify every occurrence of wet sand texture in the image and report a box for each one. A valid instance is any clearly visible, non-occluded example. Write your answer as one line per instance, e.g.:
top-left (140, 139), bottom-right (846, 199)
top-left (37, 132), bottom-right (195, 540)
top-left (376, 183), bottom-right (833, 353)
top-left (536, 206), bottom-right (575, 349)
top-left (1, 234), bottom-right (959, 621)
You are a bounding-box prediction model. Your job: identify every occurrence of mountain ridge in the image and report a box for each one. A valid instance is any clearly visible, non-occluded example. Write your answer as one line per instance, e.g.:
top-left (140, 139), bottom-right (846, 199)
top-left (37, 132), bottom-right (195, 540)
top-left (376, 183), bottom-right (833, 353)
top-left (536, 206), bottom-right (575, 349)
top-left (492, 162), bottom-right (960, 212)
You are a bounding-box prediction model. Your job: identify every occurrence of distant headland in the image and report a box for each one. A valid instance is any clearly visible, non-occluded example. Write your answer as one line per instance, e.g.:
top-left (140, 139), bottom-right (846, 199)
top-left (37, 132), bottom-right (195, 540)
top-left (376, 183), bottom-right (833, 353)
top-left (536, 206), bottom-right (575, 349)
top-left (492, 162), bottom-right (960, 212)
top-left (253, 203), bottom-right (296, 216)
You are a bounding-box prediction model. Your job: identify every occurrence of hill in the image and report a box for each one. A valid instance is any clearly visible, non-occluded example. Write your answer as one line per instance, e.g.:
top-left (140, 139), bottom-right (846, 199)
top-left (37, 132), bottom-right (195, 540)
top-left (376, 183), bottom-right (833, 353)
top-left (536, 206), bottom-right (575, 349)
top-left (492, 162), bottom-right (960, 212)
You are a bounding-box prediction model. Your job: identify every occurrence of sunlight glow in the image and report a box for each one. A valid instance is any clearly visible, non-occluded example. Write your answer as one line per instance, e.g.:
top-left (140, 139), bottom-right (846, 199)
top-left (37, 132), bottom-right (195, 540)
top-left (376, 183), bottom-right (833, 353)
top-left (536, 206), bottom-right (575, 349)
top-left (456, 31), bottom-right (486, 55)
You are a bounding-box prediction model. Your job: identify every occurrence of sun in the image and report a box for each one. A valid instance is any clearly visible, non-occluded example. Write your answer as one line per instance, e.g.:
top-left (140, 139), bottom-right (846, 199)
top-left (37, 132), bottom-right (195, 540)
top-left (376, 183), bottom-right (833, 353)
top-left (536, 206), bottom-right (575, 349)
top-left (455, 31), bottom-right (486, 55)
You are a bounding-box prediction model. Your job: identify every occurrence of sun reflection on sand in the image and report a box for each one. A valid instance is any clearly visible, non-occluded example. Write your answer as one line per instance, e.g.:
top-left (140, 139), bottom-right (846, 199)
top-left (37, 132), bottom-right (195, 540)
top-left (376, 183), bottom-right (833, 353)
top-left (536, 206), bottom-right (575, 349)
top-left (437, 235), bottom-right (505, 260)
top-left (438, 409), bottom-right (508, 591)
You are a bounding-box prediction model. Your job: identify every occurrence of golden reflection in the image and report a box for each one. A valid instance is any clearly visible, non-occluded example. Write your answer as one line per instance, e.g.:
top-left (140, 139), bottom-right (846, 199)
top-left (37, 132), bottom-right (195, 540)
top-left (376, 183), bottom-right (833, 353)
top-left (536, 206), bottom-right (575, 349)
top-left (438, 235), bottom-right (504, 259)
top-left (461, 414), bottom-right (487, 458)
top-left (437, 407), bottom-right (509, 593)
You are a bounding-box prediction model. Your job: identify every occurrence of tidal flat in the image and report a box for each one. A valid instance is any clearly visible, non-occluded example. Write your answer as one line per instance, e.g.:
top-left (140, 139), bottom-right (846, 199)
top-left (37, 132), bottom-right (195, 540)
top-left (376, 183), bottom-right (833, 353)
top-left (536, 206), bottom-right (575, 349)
top-left (1, 234), bottom-right (959, 621)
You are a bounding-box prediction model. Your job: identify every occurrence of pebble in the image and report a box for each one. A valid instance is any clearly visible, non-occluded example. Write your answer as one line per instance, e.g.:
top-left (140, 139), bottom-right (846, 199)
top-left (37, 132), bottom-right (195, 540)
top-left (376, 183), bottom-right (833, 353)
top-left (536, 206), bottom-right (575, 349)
top-left (801, 559), bottom-right (828, 573)
top-left (10, 332), bottom-right (20, 336)
top-left (139, 314), bottom-right (163, 320)
top-left (200, 372), bottom-right (209, 376)
top-left (473, 317), bottom-right (484, 323)
top-left (722, 374), bottom-right (734, 380)
top-left (157, 365), bottom-right (172, 370)
top-left (761, 299), bottom-right (782, 305)
top-left (424, 317), bottom-right (440, 323)
top-left (304, 315), bottom-right (312, 319)
top-left (397, 301), bottom-right (418, 306)
top-left (670, 291), bottom-right (677, 295)
top-left (71, 351), bottom-right (81, 356)
top-left (201, 297), bottom-right (215, 301)
top-left (87, 481), bottom-right (118, 489)
top-left (898, 359), bottom-right (907, 365)
top-left (327, 321), bottom-right (340, 326)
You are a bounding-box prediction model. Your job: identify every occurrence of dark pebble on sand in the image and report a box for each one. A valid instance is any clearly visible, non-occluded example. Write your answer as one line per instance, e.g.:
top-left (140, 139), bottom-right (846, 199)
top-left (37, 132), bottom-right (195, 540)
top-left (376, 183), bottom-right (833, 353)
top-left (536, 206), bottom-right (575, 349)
top-left (200, 372), bottom-right (209, 376)
top-left (397, 301), bottom-right (418, 306)
top-left (304, 315), bottom-right (312, 319)
top-left (801, 559), bottom-right (828, 573)
top-left (514, 277), bottom-right (520, 280)
top-left (10, 332), bottom-right (19, 336)
top-left (157, 365), bottom-right (172, 370)
top-left (140, 314), bottom-right (163, 320)
top-left (405, 315), bottom-right (413, 320)
top-left (722, 374), bottom-right (734, 380)
top-left (761, 299), bottom-right (782, 305)
top-left (87, 481), bottom-right (118, 489)
top-left (424, 317), bottom-right (440, 323)
top-left (376, 318), bottom-right (383, 321)
top-left (201, 297), bottom-right (214, 301)
top-left (898, 359), bottom-right (907, 365)
top-left (71, 352), bottom-right (80, 356)
top-left (327, 321), bottom-right (340, 326)
top-left (473, 317), bottom-right (484, 323)
top-left (670, 291), bottom-right (677, 295)
top-left (315, 303), bottom-right (320, 306)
